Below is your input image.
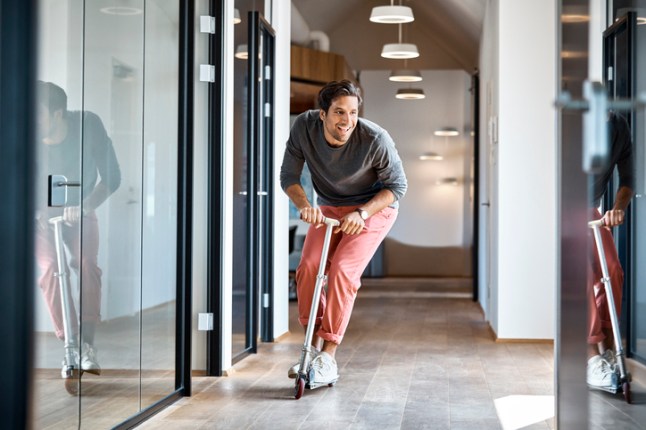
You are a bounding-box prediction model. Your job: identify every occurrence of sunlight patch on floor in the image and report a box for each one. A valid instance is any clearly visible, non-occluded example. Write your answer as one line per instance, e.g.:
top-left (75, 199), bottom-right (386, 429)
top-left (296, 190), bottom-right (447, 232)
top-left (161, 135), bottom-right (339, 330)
top-left (494, 395), bottom-right (554, 429)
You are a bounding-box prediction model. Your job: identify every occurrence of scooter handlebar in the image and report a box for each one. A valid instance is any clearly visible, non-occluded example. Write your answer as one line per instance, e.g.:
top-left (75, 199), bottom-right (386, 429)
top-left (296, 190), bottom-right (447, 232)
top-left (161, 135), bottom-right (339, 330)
top-left (49, 216), bottom-right (64, 224)
top-left (588, 219), bottom-right (604, 228)
top-left (321, 216), bottom-right (340, 227)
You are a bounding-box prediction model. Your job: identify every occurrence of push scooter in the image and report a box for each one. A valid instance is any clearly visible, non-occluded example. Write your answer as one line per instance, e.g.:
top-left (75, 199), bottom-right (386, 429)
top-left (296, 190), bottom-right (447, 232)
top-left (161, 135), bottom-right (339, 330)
top-left (589, 219), bottom-right (631, 404)
top-left (294, 217), bottom-right (339, 400)
top-left (49, 216), bottom-right (81, 395)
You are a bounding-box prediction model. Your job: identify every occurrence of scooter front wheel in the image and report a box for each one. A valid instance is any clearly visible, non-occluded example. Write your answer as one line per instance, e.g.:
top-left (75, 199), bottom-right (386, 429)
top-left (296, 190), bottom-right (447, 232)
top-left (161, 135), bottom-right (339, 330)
top-left (63, 369), bottom-right (81, 396)
top-left (294, 376), bottom-right (305, 399)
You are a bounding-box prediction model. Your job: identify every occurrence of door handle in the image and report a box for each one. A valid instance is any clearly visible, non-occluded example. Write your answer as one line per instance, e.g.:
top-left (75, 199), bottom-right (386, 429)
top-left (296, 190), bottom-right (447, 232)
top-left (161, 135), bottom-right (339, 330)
top-left (48, 174), bottom-right (81, 207)
top-left (556, 81), bottom-right (646, 174)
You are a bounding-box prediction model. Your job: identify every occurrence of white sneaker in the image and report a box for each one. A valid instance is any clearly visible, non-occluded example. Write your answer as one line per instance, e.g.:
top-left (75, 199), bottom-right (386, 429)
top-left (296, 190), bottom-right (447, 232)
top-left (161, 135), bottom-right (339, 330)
top-left (602, 349), bottom-right (618, 373)
top-left (308, 352), bottom-right (339, 389)
top-left (80, 343), bottom-right (101, 375)
top-left (288, 347), bottom-right (319, 379)
top-left (587, 354), bottom-right (618, 393)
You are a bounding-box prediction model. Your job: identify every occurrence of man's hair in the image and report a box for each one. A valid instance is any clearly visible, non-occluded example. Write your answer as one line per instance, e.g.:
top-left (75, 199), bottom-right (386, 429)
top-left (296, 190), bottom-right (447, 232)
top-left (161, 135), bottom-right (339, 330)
top-left (318, 79), bottom-right (362, 113)
top-left (37, 80), bottom-right (68, 114)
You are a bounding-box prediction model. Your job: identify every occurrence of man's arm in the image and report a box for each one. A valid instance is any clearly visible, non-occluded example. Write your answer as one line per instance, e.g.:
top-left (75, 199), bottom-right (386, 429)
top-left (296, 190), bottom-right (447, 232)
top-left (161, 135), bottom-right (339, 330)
top-left (603, 185), bottom-right (634, 227)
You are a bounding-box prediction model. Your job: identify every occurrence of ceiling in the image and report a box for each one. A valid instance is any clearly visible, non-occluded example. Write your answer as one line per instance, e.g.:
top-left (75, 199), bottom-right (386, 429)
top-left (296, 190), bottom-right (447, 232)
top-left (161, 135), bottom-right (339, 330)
top-left (290, 0), bottom-right (487, 73)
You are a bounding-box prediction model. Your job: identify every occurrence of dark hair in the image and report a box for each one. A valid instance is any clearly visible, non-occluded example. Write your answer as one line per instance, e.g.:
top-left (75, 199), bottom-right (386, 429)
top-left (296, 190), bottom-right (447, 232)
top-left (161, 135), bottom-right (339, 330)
top-left (37, 80), bottom-right (68, 114)
top-left (317, 80), bottom-right (362, 113)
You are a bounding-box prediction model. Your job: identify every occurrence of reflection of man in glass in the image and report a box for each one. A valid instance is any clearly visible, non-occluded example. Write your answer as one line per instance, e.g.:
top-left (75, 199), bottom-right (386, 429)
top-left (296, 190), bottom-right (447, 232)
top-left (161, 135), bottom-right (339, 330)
top-left (587, 111), bottom-right (634, 392)
top-left (35, 81), bottom-right (121, 375)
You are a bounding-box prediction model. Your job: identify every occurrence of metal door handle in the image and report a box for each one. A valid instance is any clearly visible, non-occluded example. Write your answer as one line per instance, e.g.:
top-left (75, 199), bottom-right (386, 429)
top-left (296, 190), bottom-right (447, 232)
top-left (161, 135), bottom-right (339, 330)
top-left (48, 174), bottom-right (81, 207)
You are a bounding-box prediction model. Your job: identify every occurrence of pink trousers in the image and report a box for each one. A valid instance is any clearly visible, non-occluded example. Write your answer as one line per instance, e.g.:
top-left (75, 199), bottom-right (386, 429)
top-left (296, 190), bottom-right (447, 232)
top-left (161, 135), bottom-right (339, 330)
top-left (35, 213), bottom-right (102, 340)
top-left (296, 205), bottom-right (397, 344)
top-left (587, 208), bottom-right (624, 345)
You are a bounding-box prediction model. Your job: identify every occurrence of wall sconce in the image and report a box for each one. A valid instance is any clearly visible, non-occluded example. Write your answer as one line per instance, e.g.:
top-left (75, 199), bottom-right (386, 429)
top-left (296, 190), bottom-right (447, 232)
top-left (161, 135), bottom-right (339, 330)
top-left (234, 8), bottom-right (241, 24)
top-left (435, 177), bottom-right (459, 186)
top-left (370, 2), bottom-right (414, 24)
top-left (419, 152), bottom-right (443, 161)
top-left (396, 88), bottom-right (425, 100)
top-left (434, 127), bottom-right (459, 137)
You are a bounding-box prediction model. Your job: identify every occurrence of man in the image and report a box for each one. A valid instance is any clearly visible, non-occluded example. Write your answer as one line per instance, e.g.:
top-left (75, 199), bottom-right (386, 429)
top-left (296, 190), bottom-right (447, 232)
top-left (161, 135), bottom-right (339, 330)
top-left (35, 81), bottom-right (121, 376)
top-left (280, 80), bottom-right (407, 387)
top-left (586, 111), bottom-right (634, 392)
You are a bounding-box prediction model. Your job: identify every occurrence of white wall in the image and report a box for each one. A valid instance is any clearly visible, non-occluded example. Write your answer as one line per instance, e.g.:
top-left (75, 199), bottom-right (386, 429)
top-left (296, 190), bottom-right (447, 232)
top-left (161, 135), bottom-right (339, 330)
top-left (361, 70), bottom-right (473, 247)
top-left (479, 0), bottom-right (557, 340)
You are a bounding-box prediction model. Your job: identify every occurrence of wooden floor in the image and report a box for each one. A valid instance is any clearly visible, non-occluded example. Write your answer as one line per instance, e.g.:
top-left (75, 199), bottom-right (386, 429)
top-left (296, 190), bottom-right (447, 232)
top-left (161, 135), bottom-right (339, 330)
top-left (137, 287), bottom-right (559, 430)
top-left (33, 278), bottom-right (646, 429)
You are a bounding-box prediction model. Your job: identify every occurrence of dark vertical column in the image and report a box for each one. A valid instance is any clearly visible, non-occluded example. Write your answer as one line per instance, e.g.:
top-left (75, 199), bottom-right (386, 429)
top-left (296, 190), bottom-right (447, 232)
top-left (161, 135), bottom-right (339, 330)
top-left (176, 0), bottom-right (194, 396)
top-left (0, 1), bottom-right (37, 428)
top-left (557, 0), bottom-right (590, 427)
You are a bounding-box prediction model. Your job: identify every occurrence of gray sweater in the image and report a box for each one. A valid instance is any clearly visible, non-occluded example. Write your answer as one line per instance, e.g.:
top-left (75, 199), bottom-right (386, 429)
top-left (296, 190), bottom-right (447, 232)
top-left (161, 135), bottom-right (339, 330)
top-left (280, 110), bottom-right (407, 207)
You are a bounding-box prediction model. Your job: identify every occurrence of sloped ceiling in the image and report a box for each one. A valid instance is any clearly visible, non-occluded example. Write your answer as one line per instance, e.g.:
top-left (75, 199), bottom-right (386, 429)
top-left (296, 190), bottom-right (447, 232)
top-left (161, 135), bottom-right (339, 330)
top-left (290, 0), bottom-right (486, 72)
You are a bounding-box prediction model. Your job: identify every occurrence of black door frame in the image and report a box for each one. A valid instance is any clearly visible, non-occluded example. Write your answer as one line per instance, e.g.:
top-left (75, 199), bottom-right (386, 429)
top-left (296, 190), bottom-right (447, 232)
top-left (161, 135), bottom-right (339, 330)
top-left (0, 2), bottom-right (37, 427)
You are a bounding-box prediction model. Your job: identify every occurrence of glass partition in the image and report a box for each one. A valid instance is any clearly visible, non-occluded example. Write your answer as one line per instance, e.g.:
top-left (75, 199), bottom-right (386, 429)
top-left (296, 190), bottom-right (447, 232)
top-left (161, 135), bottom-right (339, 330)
top-left (33, 1), bottom-right (179, 427)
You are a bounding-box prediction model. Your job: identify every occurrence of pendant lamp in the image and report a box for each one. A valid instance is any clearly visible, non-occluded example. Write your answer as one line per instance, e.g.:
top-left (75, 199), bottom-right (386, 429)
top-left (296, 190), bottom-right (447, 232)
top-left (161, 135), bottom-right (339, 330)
top-left (381, 23), bottom-right (419, 59)
top-left (370, 1), bottom-right (414, 24)
top-left (396, 88), bottom-right (425, 100)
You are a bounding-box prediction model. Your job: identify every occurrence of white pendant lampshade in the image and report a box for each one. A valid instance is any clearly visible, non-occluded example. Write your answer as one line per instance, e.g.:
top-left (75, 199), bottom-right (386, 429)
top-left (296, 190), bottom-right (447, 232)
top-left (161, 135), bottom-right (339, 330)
top-left (370, 5), bottom-right (414, 24)
top-left (234, 8), bottom-right (241, 24)
top-left (234, 44), bottom-right (248, 59)
top-left (381, 43), bottom-right (419, 59)
top-left (395, 88), bottom-right (425, 100)
top-left (389, 69), bottom-right (422, 82)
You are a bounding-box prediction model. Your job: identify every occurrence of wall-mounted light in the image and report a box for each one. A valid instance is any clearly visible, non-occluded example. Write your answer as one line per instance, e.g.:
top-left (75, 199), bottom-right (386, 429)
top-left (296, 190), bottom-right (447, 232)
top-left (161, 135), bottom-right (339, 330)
top-left (381, 23), bottom-right (419, 59)
top-left (389, 69), bottom-right (422, 82)
top-left (370, 2), bottom-right (414, 24)
top-left (235, 44), bottom-right (248, 59)
top-left (435, 177), bottom-right (459, 186)
top-left (100, 6), bottom-right (142, 15)
top-left (434, 127), bottom-right (459, 137)
top-left (396, 88), bottom-right (425, 100)
top-left (419, 152), bottom-right (443, 161)
top-left (234, 8), bottom-right (241, 24)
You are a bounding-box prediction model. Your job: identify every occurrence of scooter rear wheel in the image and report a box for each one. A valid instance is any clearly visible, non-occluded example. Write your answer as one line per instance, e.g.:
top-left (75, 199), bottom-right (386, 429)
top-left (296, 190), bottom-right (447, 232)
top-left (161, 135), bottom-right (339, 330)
top-left (622, 382), bottom-right (631, 404)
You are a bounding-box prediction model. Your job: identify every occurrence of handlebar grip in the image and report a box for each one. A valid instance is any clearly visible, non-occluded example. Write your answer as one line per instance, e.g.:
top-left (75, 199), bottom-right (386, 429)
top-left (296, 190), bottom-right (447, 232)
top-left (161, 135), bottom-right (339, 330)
top-left (588, 219), bottom-right (604, 228)
top-left (321, 216), bottom-right (340, 227)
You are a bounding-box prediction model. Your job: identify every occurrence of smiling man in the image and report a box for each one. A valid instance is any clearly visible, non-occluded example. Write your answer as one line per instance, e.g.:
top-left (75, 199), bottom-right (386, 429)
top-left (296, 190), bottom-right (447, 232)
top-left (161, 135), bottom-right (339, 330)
top-left (280, 80), bottom-right (407, 388)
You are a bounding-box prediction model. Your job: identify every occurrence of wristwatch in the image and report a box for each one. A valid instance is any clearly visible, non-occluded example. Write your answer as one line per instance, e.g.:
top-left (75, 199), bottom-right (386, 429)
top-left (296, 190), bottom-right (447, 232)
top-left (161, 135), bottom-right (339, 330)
top-left (355, 208), bottom-right (369, 220)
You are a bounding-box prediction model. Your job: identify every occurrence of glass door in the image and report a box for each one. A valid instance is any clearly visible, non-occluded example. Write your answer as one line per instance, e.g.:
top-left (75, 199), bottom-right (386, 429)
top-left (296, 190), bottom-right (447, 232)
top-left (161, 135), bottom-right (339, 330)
top-left (231, 1), bottom-right (273, 361)
top-left (33, 1), bottom-right (180, 427)
top-left (248, 11), bottom-right (276, 342)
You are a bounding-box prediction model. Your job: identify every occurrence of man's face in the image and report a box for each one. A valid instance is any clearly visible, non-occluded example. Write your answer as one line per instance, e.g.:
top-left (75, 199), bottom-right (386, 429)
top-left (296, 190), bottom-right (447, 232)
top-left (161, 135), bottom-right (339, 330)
top-left (320, 95), bottom-right (359, 146)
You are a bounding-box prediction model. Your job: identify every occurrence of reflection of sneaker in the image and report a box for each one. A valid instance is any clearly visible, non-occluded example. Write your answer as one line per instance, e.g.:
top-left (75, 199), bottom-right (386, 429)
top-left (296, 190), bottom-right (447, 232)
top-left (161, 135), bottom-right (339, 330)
top-left (308, 352), bottom-right (339, 389)
top-left (80, 343), bottom-right (101, 375)
top-left (288, 347), bottom-right (319, 379)
top-left (587, 354), bottom-right (618, 393)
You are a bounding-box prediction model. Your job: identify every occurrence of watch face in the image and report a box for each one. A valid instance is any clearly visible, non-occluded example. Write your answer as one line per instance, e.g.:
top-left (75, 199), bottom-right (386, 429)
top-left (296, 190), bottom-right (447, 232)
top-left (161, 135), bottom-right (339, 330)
top-left (359, 209), bottom-right (368, 220)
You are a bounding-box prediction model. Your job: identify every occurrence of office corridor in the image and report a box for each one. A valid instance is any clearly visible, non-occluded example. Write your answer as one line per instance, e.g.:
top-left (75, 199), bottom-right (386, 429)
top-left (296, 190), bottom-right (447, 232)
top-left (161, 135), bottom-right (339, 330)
top-left (136, 280), bottom-right (559, 429)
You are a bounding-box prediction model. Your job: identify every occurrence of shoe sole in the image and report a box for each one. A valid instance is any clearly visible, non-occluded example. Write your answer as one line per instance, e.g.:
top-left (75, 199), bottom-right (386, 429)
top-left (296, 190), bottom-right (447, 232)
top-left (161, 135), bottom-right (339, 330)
top-left (307, 377), bottom-right (338, 390)
top-left (587, 383), bottom-right (618, 394)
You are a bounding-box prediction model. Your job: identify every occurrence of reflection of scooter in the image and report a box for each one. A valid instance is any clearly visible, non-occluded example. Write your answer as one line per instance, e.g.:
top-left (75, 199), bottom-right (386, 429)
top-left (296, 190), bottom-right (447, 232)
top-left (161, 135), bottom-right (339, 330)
top-left (49, 216), bottom-right (80, 395)
top-left (589, 219), bottom-right (631, 404)
top-left (293, 217), bottom-right (339, 400)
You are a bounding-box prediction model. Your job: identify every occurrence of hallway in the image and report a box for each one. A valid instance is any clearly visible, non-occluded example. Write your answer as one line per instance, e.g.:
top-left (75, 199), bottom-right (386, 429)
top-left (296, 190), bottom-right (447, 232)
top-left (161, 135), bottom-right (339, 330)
top-left (137, 283), bottom-right (556, 429)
